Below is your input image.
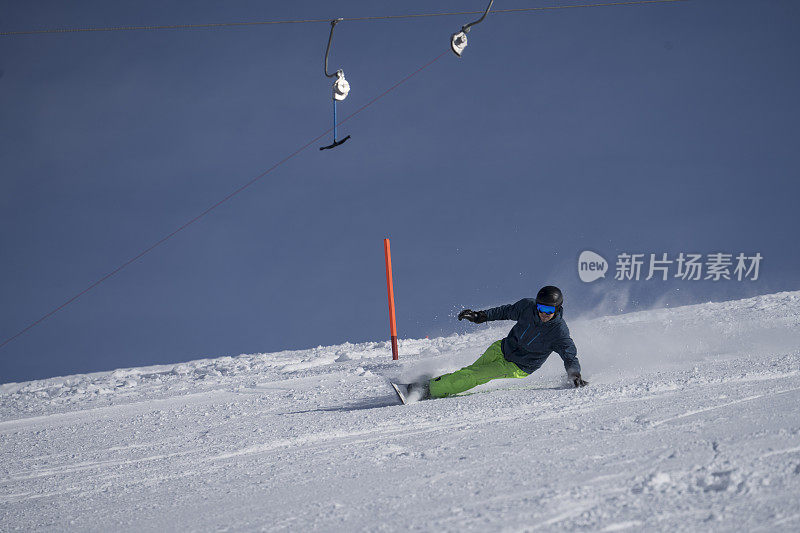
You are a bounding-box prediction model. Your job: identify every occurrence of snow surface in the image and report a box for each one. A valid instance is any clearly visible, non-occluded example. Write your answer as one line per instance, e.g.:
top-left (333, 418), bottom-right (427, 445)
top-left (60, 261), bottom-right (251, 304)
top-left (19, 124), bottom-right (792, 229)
top-left (2, 291), bottom-right (800, 531)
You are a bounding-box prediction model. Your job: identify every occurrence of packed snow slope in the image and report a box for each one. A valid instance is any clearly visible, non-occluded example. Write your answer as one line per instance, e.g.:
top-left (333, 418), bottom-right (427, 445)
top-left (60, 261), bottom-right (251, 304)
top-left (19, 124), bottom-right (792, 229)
top-left (2, 292), bottom-right (800, 532)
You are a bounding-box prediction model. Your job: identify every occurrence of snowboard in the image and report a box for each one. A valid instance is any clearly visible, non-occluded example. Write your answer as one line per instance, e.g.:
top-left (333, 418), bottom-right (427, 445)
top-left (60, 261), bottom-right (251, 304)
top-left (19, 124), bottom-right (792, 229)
top-left (390, 382), bottom-right (409, 405)
top-left (390, 381), bottom-right (433, 404)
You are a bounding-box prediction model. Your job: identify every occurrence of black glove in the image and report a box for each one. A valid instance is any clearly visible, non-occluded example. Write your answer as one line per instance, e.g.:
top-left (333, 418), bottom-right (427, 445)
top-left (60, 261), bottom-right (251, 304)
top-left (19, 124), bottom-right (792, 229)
top-left (458, 309), bottom-right (488, 324)
top-left (569, 373), bottom-right (588, 388)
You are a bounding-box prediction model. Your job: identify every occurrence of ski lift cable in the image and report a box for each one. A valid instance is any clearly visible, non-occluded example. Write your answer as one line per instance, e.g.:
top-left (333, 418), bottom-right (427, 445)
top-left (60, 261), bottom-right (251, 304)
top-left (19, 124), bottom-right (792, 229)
top-left (1, 0), bottom-right (689, 37)
top-left (0, 48), bottom-right (450, 353)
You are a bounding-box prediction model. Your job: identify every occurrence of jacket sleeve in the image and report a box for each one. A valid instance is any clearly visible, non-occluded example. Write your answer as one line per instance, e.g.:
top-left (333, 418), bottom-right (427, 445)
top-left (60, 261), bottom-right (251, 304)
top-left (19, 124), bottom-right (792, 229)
top-left (552, 325), bottom-right (581, 375)
top-left (484, 299), bottom-right (527, 322)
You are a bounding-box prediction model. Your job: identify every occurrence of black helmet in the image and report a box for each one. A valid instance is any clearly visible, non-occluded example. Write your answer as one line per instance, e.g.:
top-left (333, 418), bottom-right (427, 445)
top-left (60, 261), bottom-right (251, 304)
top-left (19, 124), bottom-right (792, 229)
top-left (536, 285), bottom-right (563, 309)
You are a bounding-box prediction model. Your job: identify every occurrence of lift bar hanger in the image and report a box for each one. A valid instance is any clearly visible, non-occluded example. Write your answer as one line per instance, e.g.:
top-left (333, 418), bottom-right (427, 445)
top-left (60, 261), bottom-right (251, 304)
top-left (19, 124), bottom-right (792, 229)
top-left (320, 19), bottom-right (351, 150)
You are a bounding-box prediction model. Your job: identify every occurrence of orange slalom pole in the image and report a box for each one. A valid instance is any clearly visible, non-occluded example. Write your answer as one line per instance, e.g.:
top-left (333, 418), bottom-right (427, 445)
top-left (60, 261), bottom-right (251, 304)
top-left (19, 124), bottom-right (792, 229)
top-left (384, 238), bottom-right (399, 360)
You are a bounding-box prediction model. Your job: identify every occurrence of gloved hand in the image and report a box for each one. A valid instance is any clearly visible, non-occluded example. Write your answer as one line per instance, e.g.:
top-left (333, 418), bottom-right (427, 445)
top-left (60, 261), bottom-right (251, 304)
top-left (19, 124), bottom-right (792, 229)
top-left (458, 309), bottom-right (488, 324)
top-left (569, 373), bottom-right (588, 388)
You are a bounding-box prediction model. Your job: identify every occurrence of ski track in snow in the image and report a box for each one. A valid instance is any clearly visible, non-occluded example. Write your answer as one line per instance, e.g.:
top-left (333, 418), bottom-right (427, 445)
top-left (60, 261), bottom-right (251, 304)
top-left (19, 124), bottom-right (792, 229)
top-left (2, 291), bottom-right (800, 531)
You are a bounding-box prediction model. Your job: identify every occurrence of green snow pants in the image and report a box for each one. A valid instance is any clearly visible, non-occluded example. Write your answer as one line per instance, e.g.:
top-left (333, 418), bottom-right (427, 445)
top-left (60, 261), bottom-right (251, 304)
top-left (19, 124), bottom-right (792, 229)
top-left (428, 340), bottom-right (529, 398)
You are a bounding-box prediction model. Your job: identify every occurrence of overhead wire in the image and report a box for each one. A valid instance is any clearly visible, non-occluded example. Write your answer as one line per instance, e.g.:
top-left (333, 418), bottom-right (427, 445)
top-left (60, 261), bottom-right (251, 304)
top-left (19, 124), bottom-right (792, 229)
top-left (1, 0), bottom-right (688, 37)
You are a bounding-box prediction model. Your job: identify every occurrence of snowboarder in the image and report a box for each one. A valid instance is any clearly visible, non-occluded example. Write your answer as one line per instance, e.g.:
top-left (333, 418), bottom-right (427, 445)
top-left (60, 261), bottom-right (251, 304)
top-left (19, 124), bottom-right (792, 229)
top-left (408, 285), bottom-right (587, 400)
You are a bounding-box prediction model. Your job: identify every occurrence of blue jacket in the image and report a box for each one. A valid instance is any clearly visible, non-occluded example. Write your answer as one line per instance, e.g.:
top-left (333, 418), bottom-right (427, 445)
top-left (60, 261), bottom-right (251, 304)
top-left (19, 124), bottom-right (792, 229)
top-left (484, 299), bottom-right (581, 376)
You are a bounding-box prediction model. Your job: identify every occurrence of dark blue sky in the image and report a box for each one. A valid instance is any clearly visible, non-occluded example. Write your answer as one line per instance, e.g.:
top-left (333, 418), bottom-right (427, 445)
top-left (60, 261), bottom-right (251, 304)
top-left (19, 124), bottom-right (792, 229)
top-left (2, 0), bottom-right (799, 383)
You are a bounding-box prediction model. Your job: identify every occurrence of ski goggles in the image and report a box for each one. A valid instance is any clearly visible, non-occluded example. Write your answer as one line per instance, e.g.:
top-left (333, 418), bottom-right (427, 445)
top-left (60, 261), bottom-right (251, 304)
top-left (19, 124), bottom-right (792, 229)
top-left (536, 303), bottom-right (557, 314)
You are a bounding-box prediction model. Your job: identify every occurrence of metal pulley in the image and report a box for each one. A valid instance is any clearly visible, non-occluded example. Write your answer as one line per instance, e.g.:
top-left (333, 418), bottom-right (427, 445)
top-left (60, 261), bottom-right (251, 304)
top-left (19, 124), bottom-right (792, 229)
top-left (450, 0), bottom-right (494, 57)
top-left (332, 69), bottom-right (350, 101)
top-left (451, 32), bottom-right (468, 57)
